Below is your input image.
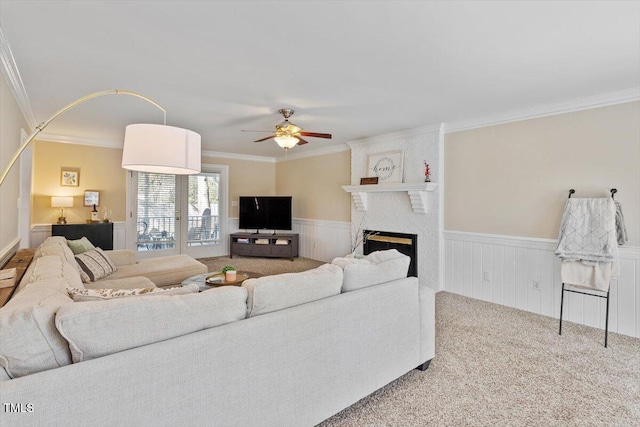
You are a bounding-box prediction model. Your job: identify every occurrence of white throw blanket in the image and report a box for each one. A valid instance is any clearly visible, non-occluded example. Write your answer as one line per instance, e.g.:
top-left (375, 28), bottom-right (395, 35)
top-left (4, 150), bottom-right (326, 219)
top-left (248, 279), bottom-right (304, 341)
top-left (555, 198), bottom-right (618, 291)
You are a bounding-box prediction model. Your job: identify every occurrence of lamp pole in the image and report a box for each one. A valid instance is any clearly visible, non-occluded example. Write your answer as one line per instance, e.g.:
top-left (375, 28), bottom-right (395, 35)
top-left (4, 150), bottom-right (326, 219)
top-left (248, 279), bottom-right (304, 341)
top-left (0, 89), bottom-right (165, 186)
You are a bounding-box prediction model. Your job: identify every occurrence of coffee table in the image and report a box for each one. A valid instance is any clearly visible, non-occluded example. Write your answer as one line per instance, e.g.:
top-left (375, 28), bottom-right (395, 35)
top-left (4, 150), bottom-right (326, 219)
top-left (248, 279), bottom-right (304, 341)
top-left (181, 271), bottom-right (262, 291)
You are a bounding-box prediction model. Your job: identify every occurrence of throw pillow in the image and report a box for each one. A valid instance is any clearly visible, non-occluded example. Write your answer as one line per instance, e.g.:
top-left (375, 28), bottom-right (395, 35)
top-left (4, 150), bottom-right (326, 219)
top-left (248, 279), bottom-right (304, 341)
top-left (67, 237), bottom-right (96, 255)
top-left (75, 248), bottom-right (118, 282)
top-left (67, 284), bottom-right (199, 302)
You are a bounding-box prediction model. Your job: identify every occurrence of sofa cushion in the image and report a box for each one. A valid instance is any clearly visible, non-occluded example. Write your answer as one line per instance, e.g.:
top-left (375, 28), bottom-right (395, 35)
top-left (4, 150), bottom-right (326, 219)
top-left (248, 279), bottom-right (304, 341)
top-left (75, 248), bottom-right (118, 282)
top-left (67, 284), bottom-right (199, 302)
top-left (22, 255), bottom-right (84, 290)
top-left (104, 254), bottom-right (207, 287)
top-left (67, 237), bottom-right (96, 255)
top-left (242, 264), bottom-right (343, 318)
top-left (102, 249), bottom-right (136, 267)
top-left (35, 237), bottom-right (88, 281)
top-left (333, 249), bottom-right (410, 292)
top-left (56, 286), bottom-right (248, 363)
top-left (0, 278), bottom-right (73, 379)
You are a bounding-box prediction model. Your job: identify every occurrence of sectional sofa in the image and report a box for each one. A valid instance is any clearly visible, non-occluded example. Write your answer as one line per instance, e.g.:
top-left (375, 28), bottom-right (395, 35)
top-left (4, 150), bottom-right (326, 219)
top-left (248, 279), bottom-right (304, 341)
top-left (0, 237), bottom-right (435, 426)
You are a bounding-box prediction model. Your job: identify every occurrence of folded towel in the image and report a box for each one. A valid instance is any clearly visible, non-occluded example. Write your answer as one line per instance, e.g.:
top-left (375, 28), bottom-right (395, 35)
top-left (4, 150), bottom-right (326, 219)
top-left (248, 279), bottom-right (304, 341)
top-left (561, 260), bottom-right (613, 292)
top-left (615, 201), bottom-right (628, 246)
top-left (555, 198), bottom-right (617, 263)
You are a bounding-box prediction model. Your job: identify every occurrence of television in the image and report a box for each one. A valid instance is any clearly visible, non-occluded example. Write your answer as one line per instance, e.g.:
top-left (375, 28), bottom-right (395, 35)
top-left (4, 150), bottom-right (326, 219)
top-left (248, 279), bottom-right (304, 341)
top-left (239, 196), bottom-right (292, 231)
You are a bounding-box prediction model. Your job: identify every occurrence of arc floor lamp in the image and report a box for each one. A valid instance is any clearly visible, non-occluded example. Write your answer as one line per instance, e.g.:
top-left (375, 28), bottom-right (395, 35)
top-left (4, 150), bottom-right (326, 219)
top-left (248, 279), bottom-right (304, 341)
top-left (0, 89), bottom-right (201, 187)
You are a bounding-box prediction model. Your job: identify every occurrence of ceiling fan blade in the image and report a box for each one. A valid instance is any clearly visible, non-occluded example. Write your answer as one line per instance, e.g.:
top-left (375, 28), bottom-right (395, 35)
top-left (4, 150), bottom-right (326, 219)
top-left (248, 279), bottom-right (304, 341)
top-left (254, 135), bottom-right (276, 142)
top-left (299, 131), bottom-right (332, 139)
top-left (296, 137), bottom-right (309, 145)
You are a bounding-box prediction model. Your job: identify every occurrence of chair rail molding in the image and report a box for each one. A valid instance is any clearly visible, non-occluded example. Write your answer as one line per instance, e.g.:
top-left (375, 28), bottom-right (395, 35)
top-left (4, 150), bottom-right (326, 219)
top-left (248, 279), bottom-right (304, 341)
top-left (342, 183), bottom-right (438, 214)
top-left (443, 230), bottom-right (640, 339)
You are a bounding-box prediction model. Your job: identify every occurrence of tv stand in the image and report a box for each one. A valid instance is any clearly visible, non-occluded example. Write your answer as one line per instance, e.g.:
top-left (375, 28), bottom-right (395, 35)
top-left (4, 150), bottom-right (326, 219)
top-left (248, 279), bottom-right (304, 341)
top-left (230, 232), bottom-right (299, 261)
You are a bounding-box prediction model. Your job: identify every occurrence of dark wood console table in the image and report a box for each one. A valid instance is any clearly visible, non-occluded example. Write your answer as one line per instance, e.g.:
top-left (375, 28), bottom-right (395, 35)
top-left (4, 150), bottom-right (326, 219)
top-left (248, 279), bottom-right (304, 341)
top-left (52, 222), bottom-right (114, 250)
top-left (230, 232), bottom-right (299, 261)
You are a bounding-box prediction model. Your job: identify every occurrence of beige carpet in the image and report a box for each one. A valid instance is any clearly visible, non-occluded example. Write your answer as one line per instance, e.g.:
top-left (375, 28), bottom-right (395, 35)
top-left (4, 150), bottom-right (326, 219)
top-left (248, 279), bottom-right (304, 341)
top-left (197, 255), bottom-right (324, 276)
top-left (320, 292), bottom-right (640, 426)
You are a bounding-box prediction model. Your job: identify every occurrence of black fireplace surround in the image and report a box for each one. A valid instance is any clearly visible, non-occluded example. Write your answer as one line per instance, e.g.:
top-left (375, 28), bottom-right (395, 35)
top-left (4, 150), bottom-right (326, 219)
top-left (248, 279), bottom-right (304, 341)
top-left (363, 230), bottom-right (418, 277)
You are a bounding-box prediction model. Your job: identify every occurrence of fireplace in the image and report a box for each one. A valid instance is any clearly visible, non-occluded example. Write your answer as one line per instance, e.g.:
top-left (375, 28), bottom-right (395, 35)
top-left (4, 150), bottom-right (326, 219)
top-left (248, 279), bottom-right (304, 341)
top-left (363, 230), bottom-right (418, 277)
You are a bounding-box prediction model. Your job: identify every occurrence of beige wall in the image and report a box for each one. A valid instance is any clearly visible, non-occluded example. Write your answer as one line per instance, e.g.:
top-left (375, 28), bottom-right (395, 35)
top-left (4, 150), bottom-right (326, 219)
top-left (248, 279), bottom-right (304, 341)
top-left (32, 141), bottom-right (127, 224)
top-left (275, 150), bottom-right (351, 222)
top-left (0, 73), bottom-right (29, 252)
top-left (31, 149), bottom-right (278, 225)
top-left (445, 101), bottom-right (640, 246)
top-left (200, 155), bottom-right (276, 218)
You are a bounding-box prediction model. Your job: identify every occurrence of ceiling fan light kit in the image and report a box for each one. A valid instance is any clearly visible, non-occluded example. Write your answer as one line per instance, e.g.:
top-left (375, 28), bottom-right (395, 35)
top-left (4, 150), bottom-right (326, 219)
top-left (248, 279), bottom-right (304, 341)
top-left (246, 108), bottom-right (332, 151)
top-left (274, 135), bottom-right (300, 149)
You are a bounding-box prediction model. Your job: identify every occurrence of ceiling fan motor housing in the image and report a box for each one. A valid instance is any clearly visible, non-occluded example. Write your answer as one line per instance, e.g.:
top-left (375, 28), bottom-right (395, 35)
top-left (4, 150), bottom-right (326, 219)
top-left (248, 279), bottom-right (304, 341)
top-left (278, 108), bottom-right (295, 119)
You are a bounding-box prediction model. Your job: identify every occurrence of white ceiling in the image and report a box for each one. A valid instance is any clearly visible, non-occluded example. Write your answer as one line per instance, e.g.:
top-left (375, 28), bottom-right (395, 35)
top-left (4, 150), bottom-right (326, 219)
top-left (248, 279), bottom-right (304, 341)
top-left (1, 1), bottom-right (639, 160)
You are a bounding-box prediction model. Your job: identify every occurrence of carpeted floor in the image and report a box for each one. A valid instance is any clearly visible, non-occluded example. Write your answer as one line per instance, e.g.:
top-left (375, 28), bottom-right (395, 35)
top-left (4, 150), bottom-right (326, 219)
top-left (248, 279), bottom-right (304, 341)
top-left (195, 258), bottom-right (640, 425)
top-left (320, 292), bottom-right (640, 426)
top-left (197, 255), bottom-right (324, 276)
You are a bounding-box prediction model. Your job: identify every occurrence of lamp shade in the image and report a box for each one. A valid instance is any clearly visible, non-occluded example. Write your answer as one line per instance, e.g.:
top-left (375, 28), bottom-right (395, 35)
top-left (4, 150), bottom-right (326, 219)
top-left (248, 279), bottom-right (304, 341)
top-left (122, 124), bottom-right (201, 175)
top-left (51, 196), bottom-right (73, 208)
top-left (274, 135), bottom-right (299, 149)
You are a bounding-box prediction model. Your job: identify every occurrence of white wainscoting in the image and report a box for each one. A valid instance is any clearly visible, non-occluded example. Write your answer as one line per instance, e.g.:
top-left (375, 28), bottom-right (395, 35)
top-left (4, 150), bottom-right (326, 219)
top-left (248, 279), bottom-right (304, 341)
top-left (31, 222), bottom-right (127, 249)
top-left (443, 230), bottom-right (640, 339)
top-left (228, 218), bottom-right (351, 263)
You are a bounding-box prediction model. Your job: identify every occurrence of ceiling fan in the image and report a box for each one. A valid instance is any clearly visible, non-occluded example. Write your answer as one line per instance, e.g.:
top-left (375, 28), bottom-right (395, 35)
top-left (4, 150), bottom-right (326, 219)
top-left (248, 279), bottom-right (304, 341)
top-left (243, 108), bottom-right (332, 150)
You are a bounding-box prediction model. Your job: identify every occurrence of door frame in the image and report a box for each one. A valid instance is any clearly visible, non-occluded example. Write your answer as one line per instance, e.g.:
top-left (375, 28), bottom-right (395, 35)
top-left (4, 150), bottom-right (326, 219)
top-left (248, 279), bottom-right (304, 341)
top-left (181, 164), bottom-right (228, 259)
top-left (126, 164), bottom-right (228, 259)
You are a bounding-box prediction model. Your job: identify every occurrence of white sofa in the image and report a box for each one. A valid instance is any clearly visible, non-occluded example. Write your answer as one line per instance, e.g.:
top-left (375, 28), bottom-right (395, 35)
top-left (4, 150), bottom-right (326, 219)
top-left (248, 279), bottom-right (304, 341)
top-left (0, 242), bottom-right (435, 426)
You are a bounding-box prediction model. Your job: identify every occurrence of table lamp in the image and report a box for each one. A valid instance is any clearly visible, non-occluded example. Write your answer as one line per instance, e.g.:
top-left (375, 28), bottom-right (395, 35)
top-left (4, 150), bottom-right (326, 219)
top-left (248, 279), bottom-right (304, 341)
top-left (51, 196), bottom-right (73, 224)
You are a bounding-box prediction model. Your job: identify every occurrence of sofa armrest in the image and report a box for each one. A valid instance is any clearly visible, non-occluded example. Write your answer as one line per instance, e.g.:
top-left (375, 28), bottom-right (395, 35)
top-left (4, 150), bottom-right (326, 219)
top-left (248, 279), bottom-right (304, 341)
top-left (103, 250), bottom-right (136, 267)
top-left (418, 284), bottom-right (436, 364)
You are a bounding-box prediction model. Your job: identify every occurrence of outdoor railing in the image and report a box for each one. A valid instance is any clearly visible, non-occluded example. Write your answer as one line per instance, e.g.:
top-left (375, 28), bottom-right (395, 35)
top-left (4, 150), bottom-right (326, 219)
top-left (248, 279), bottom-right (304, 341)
top-left (136, 214), bottom-right (219, 250)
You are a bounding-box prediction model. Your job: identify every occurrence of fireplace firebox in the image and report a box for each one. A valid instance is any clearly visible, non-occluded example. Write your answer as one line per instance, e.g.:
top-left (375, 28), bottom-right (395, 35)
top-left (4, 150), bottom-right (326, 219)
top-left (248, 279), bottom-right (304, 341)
top-left (363, 230), bottom-right (418, 277)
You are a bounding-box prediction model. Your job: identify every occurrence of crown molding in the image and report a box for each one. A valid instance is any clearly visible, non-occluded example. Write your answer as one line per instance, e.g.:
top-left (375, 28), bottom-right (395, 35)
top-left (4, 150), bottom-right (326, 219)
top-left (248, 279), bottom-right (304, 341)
top-left (444, 87), bottom-right (640, 134)
top-left (0, 26), bottom-right (37, 130)
top-left (275, 143), bottom-right (350, 162)
top-left (201, 150), bottom-right (276, 163)
top-left (36, 132), bottom-right (123, 149)
top-left (346, 123), bottom-right (443, 148)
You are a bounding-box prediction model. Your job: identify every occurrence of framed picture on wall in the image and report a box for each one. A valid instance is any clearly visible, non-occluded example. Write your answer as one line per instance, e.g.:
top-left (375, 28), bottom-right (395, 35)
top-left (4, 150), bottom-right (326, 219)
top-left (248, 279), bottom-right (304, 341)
top-left (367, 150), bottom-right (404, 183)
top-left (84, 190), bottom-right (100, 207)
top-left (60, 168), bottom-right (80, 187)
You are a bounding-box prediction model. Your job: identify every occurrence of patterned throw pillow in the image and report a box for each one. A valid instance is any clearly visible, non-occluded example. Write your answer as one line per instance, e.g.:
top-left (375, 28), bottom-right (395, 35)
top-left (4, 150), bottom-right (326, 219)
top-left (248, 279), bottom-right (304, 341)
top-left (67, 237), bottom-right (96, 255)
top-left (74, 248), bottom-right (117, 282)
top-left (66, 284), bottom-right (199, 302)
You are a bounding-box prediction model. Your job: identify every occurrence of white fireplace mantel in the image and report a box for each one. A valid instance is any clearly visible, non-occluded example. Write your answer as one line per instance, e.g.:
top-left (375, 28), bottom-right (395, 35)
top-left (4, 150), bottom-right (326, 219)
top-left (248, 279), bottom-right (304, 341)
top-left (342, 182), bottom-right (438, 214)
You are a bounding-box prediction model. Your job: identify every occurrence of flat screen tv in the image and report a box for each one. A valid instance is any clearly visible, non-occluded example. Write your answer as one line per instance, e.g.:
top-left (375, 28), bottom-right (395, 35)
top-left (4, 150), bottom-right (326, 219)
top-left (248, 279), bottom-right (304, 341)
top-left (239, 196), bottom-right (292, 231)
